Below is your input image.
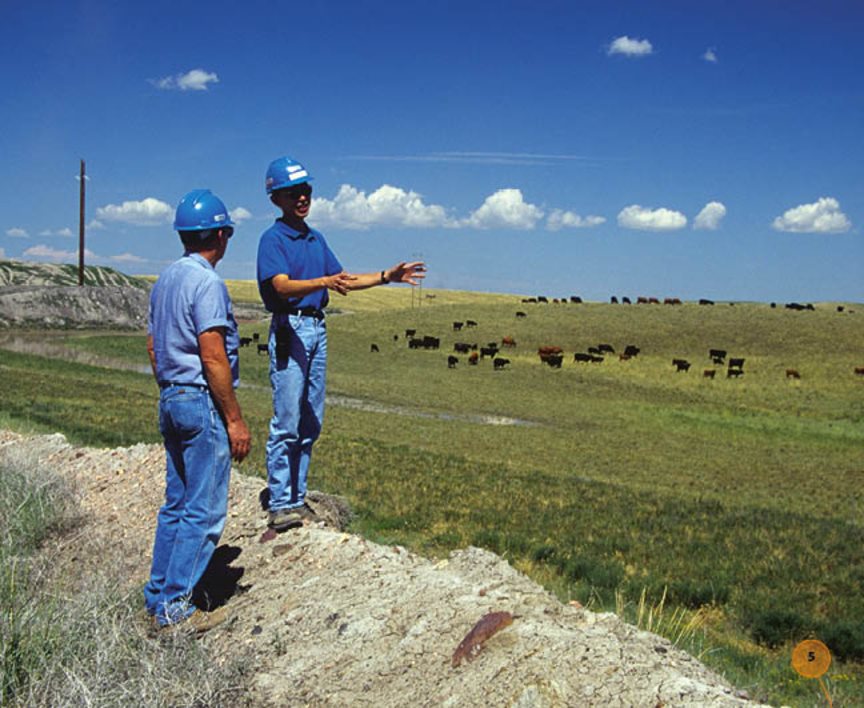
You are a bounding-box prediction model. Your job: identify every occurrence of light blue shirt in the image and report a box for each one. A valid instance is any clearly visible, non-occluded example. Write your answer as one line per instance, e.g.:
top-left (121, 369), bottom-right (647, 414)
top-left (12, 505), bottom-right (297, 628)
top-left (148, 253), bottom-right (239, 387)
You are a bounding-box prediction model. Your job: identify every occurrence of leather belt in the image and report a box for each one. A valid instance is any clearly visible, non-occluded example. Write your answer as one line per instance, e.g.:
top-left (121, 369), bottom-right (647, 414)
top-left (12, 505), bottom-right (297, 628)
top-left (159, 381), bottom-right (208, 389)
top-left (284, 307), bottom-right (325, 320)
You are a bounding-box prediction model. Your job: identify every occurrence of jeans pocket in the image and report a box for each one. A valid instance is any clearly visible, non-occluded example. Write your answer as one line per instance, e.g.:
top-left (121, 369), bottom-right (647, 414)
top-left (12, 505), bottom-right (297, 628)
top-left (165, 390), bottom-right (207, 436)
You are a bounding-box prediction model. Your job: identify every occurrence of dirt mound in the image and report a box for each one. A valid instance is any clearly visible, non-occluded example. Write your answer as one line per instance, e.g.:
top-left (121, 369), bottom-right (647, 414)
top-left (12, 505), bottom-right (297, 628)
top-left (0, 430), bottom-right (766, 707)
top-left (0, 284), bottom-right (149, 329)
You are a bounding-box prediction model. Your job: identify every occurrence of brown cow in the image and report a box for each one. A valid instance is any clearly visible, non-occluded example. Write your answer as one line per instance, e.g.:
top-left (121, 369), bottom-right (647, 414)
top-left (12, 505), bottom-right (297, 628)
top-left (855, 367), bottom-right (864, 376)
top-left (501, 336), bottom-right (517, 347)
top-left (786, 369), bottom-right (801, 379)
top-left (703, 369), bottom-right (716, 379)
top-left (468, 352), bottom-right (479, 365)
top-left (538, 345), bottom-right (563, 363)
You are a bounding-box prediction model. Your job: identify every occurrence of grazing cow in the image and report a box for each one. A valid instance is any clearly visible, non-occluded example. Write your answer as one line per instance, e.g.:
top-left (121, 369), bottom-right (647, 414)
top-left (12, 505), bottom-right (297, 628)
top-left (239, 336), bottom-right (253, 348)
top-left (854, 367), bottom-right (864, 376)
top-left (448, 355), bottom-right (459, 369)
top-left (538, 345), bottom-right (563, 363)
top-left (493, 357), bottom-right (510, 370)
top-left (699, 299), bottom-right (715, 306)
top-left (252, 332), bottom-right (260, 341)
top-left (422, 336), bottom-right (440, 350)
top-left (785, 302), bottom-right (806, 311)
top-left (648, 297), bottom-right (660, 304)
top-left (454, 342), bottom-right (472, 354)
top-left (703, 369), bottom-right (716, 379)
top-left (587, 346), bottom-right (601, 355)
top-left (501, 336), bottom-right (517, 348)
top-left (522, 298), bottom-right (537, 303)
top-left (370, 343), bottom-right (379, 353)
top-left (408, 338), bottom-right (424, 349)
top-left (468, 352), bottom-right (479, 365)
top-left (589, 355), bottom-right (604, 364)
top-left (466, 320), bottom-right (478, 327)
top-left (515, 311), bottom-right (527, 318)
top-left (545, 354), bottom-right (564, 368)
top-left (574, 352), bottom-right (593, 363)
top-left (619, 354), bottom-right (632, 361)
top-left (786, 368), bottom-right (801, 379)
top-left (664, 298), bottom-right (682, 305)
top-left (727, 368), bottom-right (744, 378)
top-left (672, 359), bottom-right (691, 373)
top-left (598, 344), bottom-right (615, 354)
top-left (393, 334), bottom-right (399, 342)
top-left (537, 296), bottom-right (549, 303)
top-left (770, 302), bottom-right (777, 309)
top-left (405, 328), bottom-right (417, 338)
top-left (570, 296), bottom-right (583, 303)
top-left (480, 346), bottom-right (498, 359)
top-left (453, 321), bottom-right (464, 331)
top-left (709, 348), bottom-right (727, 364)
top-left (622, 296), bottom-right (632, 304)
top-left (257, 343), bottom-right (269, 355)
top-left (623, 345), bottom-right (641, 357)
top-left (837, 306), bottom-right (845, 313)
top-left (728, 357), bottom-right (745, 370)
top-left (610, 296), bottom-right (619, 304)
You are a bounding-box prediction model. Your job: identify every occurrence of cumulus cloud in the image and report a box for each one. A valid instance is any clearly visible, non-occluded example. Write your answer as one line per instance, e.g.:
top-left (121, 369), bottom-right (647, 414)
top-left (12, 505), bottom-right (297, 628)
top-left (88, 219), bottom-right (105, 230)
top-left (152, 68), bottom-right (219, 91)
top-left (703, 48), bottom-right (718, 63)
top-left (618, 205), bottom-right (687, 231)
top-left (546, 210), bottom-right (606, 231)
top-left (693, 201), bottom-right (727, 230)
top-left (96, 198), bottom-right (173, 226)
top-left (608, 36), bottom-right (654, 57)
top-left (6, 227), bottom-right (29, 238)
top-left (230, 207), bottom-right (252, 223)
top-left (311, 184), bottom-right (453, 230)
top-left (772, 197), bottom-right (851, 233)
top-left (23, 245), bottom-right (97, 262)
top-left (462, 189), bottom-right (544, 230)
top-left (109, 252), bottom-right (147, 263)
top-left (39, 227), bottom-right (74, 237)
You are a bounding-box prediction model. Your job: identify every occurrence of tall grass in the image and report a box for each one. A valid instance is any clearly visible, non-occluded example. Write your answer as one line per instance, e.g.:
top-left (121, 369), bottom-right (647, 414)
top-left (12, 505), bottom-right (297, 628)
top-left (0, 447), bottom-right (250, 707)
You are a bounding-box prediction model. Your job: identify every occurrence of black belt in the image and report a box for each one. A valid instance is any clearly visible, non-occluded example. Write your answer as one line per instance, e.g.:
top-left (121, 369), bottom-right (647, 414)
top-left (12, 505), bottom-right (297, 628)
top-left (159, 381), bottom-right (208, 389)
top-left (283, 307), bottom-right (325, 320)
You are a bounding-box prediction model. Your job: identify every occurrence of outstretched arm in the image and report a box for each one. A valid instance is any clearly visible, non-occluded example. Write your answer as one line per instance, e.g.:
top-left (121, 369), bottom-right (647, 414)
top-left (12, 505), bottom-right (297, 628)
top-left (345, 261), bottom-right (427, 291)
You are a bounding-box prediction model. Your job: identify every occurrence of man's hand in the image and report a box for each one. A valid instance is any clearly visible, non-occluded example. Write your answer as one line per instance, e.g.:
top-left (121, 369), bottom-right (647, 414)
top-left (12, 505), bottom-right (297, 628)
top-left (386, 261), bottom-right (427, 286)
top-left (322, 271), bottom-right (357, 296)
top-left (227, 418), bottom-right (251, 462)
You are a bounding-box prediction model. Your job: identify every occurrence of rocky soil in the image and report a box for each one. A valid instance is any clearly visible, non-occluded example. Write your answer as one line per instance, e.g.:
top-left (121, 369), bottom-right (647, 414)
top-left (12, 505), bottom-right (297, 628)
top-left (0, 429), bottom-right (769, 707)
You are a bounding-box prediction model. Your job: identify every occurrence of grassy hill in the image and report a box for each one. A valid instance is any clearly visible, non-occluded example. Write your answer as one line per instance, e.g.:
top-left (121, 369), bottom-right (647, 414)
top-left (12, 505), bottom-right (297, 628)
top-left (0, 259), bottom-right (149, 289)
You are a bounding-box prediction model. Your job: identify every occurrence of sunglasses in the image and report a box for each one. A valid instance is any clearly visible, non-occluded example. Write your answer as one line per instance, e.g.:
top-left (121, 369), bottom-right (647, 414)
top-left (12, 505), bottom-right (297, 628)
top-left (222, 226), bottom-right (234, 239)
top-left (285, 183), bottom-right (313, 200)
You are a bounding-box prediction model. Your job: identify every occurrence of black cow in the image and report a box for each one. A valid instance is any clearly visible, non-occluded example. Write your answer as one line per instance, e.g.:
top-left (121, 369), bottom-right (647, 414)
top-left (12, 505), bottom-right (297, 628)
top-left (252, 332), bottom-right (260, 341)
top-left (672, 358), bottom-right (691, 373)
top-left (622, 296), bottom-right (632, 304)
top-left (405, 328), bottom-right (417, 338)
top-left (239, 336), bottom-right (253, 348)
top-left (453, 321), bottom-right (464, 331)
top-left (480, 346), bottom-right (498, 359)
top-left (574, 352), bottom-right (593, 363)
top-left (422, 336), bottom-right (440, 350)
top-left (699, 298), bottom-right (715, 306)
top-left (370, 343), bottom-right (379, 353)
top-left (610, 296), bottom-right (619, 304)
top-left (257, 343), bottom-right (268, 355)
top-left (709, 348), bottom-right (727, 364)
top-left (588, 346), bottom-right (601, 355)
top-left (570, 296), bottom-right (583, 303)
top-left (545, 354), bottom-right (564, 368)
top-left (728, 357), bottom-right (745, 370)
top-left (623, 345), bottom-right (641, 357)
top-left (447, 355), bottom-right (459, 369)
top-left (493, 357), bottom-right (510, 370)
top-left (516, 311), bottom-right (527, 318)
top-left (537, 296), bottom-right (549, 303)
top-left (466, 320), bottom-right (478, 327)
top-left (598, 344), bottom-right (615, 354)
top-left (454, 342), bottom-right (472, 353)
top-left (727, 368), bottom-right (744, 378)
top-left (408, 338), bottom-right (424, 349)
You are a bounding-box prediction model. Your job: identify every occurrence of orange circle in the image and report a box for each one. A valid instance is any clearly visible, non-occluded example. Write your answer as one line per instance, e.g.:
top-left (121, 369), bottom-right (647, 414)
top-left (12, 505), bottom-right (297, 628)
top-left (791, 639), bottom-right (832, 678)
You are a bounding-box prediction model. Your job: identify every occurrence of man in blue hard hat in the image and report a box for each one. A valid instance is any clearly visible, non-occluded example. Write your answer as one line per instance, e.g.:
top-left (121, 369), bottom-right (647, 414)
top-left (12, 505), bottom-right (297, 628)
top-left (145, 189), bottom-right (251, 629)
top-left (258, 156), bottom-right (425, 532)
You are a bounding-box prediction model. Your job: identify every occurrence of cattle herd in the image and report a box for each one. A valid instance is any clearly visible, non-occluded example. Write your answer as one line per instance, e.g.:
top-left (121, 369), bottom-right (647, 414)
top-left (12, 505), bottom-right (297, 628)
top-left (356, 296), bottom-right (863, 382)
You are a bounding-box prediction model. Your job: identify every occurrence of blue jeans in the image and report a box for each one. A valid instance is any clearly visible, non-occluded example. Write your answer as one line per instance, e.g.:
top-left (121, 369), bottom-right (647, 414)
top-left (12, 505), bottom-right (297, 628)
top-left (144, 385), bottom-right (231, 626)
top-left (266, 314), bottom-right (328, 512)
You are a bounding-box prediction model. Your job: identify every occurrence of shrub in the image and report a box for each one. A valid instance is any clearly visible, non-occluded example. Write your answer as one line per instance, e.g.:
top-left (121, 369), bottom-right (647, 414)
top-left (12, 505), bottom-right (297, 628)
top-left (746, 608), bottom-right (808, 648)
top-left (818, 619), bottom-right (864, 662)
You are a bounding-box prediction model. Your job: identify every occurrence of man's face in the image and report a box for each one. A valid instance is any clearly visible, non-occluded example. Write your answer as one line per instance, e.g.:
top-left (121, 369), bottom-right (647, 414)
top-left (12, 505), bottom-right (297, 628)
top-left (276, 183), bottom-right (312, 220)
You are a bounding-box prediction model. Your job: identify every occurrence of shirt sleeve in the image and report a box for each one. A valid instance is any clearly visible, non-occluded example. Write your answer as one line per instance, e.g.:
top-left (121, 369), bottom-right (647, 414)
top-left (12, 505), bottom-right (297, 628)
top-left (321, 234), bottom-right (343, 275)
top-left (257, 230), bottom-right (290, 283)
top-left (192, 275), bottom-right (231, 335)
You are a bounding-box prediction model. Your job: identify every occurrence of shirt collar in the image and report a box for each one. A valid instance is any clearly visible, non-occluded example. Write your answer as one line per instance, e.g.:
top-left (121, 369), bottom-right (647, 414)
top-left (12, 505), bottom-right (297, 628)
top-left (184, 252), bottom-right (216, 270)
top-left (275, 219), bottom-right (316, 241)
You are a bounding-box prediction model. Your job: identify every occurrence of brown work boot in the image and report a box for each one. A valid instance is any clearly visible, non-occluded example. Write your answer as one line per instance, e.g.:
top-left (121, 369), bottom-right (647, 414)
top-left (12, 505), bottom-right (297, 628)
top-left (161, 607), bottom-right (229, 635)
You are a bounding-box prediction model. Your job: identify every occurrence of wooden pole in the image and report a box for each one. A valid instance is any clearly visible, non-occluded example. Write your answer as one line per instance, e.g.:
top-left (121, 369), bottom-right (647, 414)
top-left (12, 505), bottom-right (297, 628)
top-left (78, 159), bottom-right (85, 285)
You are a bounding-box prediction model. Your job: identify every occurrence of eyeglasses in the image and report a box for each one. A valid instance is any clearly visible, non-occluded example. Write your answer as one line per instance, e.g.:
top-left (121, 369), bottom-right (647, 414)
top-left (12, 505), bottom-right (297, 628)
top-left (221, 227), bottom-right (234, 239)
top-left (285, 183), bottom-right (312, 200)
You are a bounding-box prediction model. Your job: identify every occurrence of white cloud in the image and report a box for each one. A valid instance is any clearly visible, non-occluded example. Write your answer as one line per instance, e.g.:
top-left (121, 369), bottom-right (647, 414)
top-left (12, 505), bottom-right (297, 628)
top-left (618, 205), bottom-right (687, 231)
top-left (88, 219), bottom-right (105, 230)
top-left (546, 209), bottom-right (606, 231)
top-left (462, 189), bottom-right (544, 230)
top-left (6, 227), bottom-right (29, 238)
top-left (152, 68), bottom-right (219, 91)
top-left (23, 245), bottom-right (97, 262)
top-left (311, 184), bottom-right (453, 230)
top-left (693, 201), bottom-right (727, 230)
top-left (39, 227), bottom-right (74, 237)
top-left (230, 206), bottom-right (253, 223)
top-left (109, 252), bottom-right (147, 264)
top-left (703, 48), bottom-right (718, 63)
top-left (608, 36), bottom-right (654, 57)
top-left (772, 197), bottom-right (851, 233)
top-left (96, 198), bottom-right (173, 226)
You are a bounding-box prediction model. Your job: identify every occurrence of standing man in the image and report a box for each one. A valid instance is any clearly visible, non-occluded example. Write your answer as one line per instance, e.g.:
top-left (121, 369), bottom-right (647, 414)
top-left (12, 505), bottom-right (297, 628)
top-left (145, 189), bottom-right (251, 628)
top-left (257, 156), bottom-right (425, 531)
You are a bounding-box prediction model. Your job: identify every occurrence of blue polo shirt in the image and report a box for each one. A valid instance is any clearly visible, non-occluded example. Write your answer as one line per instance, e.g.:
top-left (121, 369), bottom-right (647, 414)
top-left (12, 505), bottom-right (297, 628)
top-left (148, 253), bottom-right (240, 387)
top-left (256, 220), bottom-right (343, 313)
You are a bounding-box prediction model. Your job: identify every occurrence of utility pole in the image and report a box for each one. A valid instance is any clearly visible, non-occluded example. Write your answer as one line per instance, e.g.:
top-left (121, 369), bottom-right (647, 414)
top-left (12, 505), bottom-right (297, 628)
top-left (78, 159), bottom-right (86, 286)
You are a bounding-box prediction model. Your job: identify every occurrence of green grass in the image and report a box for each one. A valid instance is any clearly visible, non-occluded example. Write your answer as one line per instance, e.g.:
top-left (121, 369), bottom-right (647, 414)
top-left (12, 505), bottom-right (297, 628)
top-left (1, 288), bottom-right (862, 706)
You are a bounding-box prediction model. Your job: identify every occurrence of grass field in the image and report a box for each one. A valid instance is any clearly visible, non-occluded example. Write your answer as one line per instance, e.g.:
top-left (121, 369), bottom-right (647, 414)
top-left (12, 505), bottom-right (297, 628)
top-left (1, 288), bottom-right (862, 706)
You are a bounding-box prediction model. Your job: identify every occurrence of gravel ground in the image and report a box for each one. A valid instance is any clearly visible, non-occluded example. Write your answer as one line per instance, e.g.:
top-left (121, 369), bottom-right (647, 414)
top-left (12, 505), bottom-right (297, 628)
top-left (0, 430), bottom-right (770, 707)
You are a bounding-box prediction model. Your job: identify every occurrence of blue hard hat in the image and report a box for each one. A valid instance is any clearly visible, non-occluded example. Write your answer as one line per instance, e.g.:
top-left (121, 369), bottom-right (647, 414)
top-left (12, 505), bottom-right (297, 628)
top-left (174, 189), bottom-right (235, 231)
top-left (265, 156), bottom-right (313, 194)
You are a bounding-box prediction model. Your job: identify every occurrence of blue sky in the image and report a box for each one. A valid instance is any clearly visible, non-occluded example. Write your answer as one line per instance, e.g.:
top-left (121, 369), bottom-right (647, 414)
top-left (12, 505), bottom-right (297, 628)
top-left (1, 0), bottom-right (861, 302)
